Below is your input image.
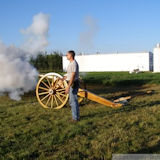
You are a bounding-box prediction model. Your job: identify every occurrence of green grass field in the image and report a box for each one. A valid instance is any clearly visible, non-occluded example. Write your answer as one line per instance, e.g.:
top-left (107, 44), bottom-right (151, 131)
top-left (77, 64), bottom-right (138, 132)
top-left (0, 72), bottom-right (160, 160)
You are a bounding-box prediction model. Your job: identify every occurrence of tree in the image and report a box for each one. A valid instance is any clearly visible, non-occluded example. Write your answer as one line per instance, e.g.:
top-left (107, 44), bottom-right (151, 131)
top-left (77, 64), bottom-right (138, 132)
top-left (30, 51), bottom-right (63, 72)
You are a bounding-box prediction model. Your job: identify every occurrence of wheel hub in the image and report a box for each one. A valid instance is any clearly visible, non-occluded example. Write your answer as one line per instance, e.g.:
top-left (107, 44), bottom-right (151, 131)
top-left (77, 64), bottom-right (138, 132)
top-left (49, 88), bottom-right (56, 95)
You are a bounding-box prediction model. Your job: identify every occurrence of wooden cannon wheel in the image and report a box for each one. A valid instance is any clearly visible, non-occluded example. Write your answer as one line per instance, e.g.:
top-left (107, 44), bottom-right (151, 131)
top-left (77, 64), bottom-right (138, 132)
top-left (36, 73), bottom-right (69, 109)
top-left (36, 72), bottom-right (84, 109)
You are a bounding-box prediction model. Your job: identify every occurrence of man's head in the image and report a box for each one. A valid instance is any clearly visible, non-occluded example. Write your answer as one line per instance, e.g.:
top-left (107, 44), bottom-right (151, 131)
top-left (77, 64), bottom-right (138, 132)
top-left (66, 50), bottom-right (75, 61)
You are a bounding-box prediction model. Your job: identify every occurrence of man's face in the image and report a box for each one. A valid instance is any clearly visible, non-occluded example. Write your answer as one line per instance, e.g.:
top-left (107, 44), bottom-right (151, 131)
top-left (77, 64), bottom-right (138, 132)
top-left (66, 52), bottom-right (72, 60)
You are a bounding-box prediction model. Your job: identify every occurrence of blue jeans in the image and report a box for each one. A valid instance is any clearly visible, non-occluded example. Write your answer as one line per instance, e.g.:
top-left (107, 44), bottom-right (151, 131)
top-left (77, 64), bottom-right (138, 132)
top-left (69, 81), bottom-right (80, 120)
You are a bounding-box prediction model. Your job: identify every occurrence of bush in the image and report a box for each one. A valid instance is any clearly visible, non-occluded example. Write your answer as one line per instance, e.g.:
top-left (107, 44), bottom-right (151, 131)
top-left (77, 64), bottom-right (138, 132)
top-left (30, 51), bottom-right (63, 72)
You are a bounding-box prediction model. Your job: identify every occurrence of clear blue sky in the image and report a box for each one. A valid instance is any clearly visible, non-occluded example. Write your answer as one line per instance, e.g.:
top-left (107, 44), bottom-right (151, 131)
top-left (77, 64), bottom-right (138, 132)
top-left (0, 0), bottom-right (160, 53)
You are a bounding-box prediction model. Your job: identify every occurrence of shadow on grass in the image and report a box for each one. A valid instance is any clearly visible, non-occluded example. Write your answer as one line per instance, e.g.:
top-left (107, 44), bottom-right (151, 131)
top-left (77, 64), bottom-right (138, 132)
top-left (109, 90), bottom-right (155, 101)
top-left (80, 99), bottom-right (160, 120)
top-left (84, 83), bottom-right (149, 95)
top-left (84, 78), bottom-right (152, 87)
top-left (132, 143), bottom-right (160, 153)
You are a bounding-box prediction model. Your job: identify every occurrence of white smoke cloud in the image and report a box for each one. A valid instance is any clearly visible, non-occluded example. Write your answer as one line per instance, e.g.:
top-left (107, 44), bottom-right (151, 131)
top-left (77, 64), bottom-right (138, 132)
top-left (0, 12), bottom-right (50, 100)
top-left (79, 15), bottom-right (98, 50)
top-left (21, 12), bottom-right (50, 55)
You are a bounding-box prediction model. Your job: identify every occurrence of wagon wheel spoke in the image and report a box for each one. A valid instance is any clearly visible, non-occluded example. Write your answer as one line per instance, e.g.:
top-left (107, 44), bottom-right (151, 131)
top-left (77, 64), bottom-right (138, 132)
top-left (55, 94), bottom-right (64, 103)
top-left (41, 93), bottom-right (50, 102)
top-left (46, 95), bottom-right (51, 106)
top-left (57, 92), bottom-right (66, 100)
top-left (52, 95), bottom-right (58, 107)
top-left (57, 89), bottom-right (66, 95)
top-left (45, 77), bottom-right (51, 87)
top-left (39, 91), bottom-right (49, 96)
top-left (39, 86), bottom-right (49, 91)
top-left (58, 90), bottom-right (65, 94)
top-left (51, 95), bottom-right (54, 108)
top-left (57, 80), bottom-right (65, 89)
top-left (51, 76), bottom-right (55, 87)
top-left (56, 88), bottom-right (65, 92)
top-left (54, 78), bottom-right (60, 89)
top-left (57, 92), bottom-right (67, 97)
top-left (41, 80), bottom-right (50, 89)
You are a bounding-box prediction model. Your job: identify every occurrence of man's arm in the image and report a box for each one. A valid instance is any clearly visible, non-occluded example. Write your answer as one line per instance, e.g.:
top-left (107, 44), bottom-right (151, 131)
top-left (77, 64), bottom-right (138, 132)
top-left (65, 72), bottom-right (75, 94)
top-left (68, 72), bottom-right (76, 88)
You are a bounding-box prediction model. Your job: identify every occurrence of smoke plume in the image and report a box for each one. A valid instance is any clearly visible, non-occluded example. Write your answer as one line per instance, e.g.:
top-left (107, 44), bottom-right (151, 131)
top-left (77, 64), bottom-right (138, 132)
top-left (21, 12), bottom-right (50, 55)
top-left (79, 15), bottom-right (98, 50)
top-left (0, 13), bottom-right (50, 100)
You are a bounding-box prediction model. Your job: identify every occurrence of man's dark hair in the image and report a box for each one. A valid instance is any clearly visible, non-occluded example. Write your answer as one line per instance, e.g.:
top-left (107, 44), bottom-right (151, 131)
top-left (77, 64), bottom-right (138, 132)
top-left (68, 50), bottom-right (75, 58)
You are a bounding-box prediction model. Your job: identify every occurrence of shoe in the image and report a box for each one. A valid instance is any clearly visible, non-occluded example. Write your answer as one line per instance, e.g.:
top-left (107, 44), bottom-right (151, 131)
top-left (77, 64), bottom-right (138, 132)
top-left (69, 119), bottom-right (79, 123)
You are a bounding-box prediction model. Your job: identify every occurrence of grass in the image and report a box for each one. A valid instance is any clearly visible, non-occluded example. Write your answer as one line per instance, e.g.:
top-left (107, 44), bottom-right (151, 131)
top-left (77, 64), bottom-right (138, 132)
top-left (0, 72), bottom-right (160, 159)
top-left (80, 71), bottom-right (160, 86)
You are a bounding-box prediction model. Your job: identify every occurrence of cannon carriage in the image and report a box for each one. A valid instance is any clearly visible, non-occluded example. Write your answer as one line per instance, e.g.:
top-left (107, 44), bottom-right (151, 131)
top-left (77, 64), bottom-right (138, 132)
top-left (36, 73), bottom-right (123, 109)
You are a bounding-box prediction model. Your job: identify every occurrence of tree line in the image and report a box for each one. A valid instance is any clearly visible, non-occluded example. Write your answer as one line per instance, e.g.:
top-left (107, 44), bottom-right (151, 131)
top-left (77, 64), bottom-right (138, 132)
top-left (30, 51), bottom-right (63, 72)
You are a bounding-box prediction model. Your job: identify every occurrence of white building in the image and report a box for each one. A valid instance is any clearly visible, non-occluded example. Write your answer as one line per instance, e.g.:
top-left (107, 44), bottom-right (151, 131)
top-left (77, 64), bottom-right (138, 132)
top-left (62, 44), bottom-right (160, 72)
top-left (153, 43), bottom-right (160, 72)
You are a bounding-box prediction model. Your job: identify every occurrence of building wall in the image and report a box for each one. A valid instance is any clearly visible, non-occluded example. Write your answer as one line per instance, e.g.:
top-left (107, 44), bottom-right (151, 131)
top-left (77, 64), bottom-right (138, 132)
top-left (153, 44), bottom-right (160, 72)
top-left (63, 52), bottom-right (152, 72)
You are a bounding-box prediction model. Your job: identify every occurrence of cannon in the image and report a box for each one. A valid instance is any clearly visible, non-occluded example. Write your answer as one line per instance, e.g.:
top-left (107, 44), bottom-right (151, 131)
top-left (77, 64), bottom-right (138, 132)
top-left (36, 72), bottom-right (123, 109)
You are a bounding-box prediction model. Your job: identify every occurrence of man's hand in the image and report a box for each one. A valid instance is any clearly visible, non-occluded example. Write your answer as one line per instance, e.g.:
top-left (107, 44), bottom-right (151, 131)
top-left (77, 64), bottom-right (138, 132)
top-left (59, 77), bottom-right (63, 81)
top-left (61, 76), bottom-right (67, 81)
top-left (65, 86), bottom-right (70, 94)
top-left (58, 77), bottom-right (66, 84)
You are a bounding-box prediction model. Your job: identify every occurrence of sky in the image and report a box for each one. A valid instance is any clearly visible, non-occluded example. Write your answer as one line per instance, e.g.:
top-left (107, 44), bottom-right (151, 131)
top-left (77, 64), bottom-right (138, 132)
top-left (0, 0), bottom-right (160, 54)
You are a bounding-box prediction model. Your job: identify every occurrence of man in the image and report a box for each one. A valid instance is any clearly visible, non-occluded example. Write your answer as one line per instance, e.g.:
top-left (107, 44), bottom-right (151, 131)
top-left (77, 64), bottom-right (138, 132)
top-left (61, 50), bottom-right (80, 122)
